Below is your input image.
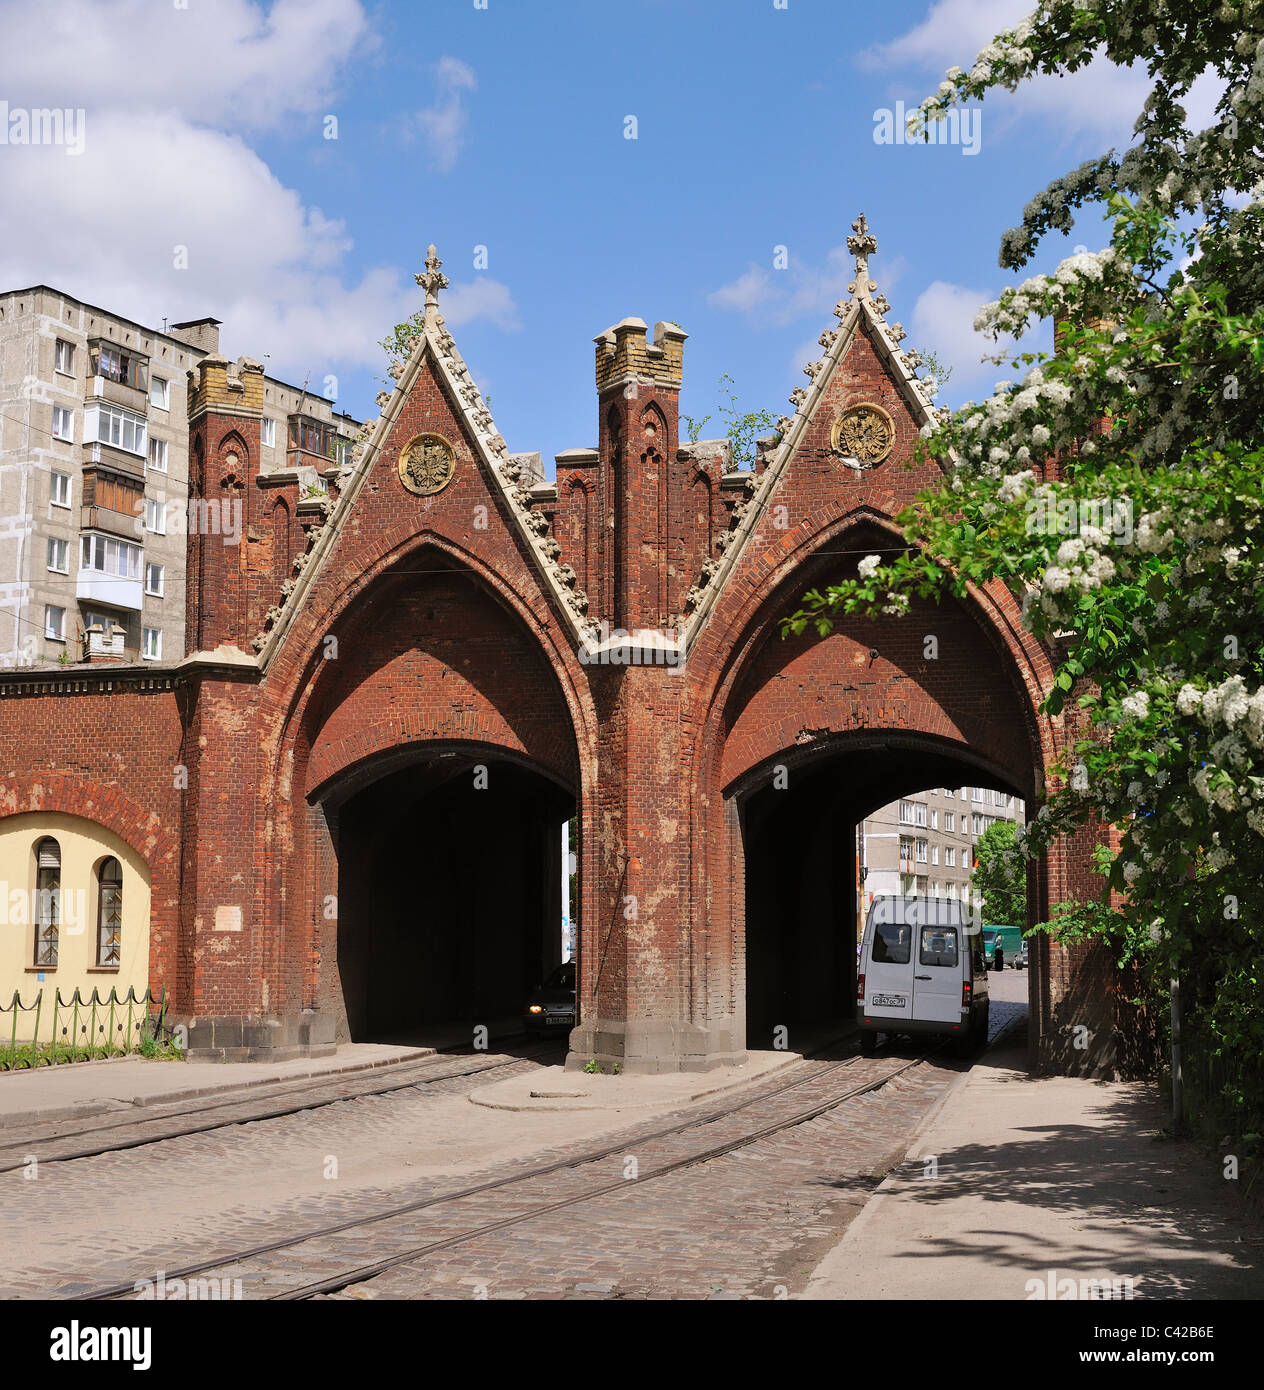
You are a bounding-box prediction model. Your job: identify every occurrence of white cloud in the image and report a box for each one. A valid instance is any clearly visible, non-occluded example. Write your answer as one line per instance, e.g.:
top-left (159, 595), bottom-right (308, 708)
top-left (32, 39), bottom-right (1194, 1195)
top-left (710, 246), bottom-right (907, 328)
top-left (0, 0), bottom-right (373, 131)
top-left (405, 56), bottom-right (478, 174)
top-left (867, 0), bottom-right (1152, 141)
top-left (909, 280), bottom-right (1019, 400)
top-left (0, 4), bottom-right (512, 401)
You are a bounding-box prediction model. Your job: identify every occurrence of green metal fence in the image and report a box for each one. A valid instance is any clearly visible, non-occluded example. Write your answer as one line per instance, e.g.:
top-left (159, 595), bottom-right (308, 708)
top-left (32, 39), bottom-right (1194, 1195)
top-left (1, 985), bottom-right (168, 1069)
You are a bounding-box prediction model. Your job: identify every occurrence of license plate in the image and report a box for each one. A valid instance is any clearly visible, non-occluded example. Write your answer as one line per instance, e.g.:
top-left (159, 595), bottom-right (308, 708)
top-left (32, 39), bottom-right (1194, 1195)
top-left (871, 993), bottom-right (907, 1008)
top-left (546, 1013), bottom-right (573, 1024)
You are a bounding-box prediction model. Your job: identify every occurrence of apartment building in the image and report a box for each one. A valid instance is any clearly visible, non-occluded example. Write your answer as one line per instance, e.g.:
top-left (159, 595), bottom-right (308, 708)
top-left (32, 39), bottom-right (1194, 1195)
top-left (0, 285), bottom-right (360, 669)
top-left (858, 784), bottom-right (1026, 925)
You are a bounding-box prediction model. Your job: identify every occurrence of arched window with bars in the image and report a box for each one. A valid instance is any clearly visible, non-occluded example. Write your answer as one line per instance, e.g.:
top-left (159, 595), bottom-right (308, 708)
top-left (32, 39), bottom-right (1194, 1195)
top-left (34, 837), bottom-right (61, 967)
top-left (96, 857), bottom-right (123, 968)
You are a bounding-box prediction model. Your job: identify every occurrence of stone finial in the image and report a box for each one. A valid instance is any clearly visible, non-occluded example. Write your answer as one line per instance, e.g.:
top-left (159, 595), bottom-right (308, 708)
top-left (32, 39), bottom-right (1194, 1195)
top-left (415, 244), bottom-right (450, 322)
top-left (846, 213), bottom-right (878, 301)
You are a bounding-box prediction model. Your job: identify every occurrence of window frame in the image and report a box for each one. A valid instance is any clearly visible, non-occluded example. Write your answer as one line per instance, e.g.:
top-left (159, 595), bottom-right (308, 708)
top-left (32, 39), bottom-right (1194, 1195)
top-left (51, 405), bottom-right (75, 442)
top-left (44, 604), bottom-right (65, 641)
top-left (81, 532), bottom-right (143, 580)
top-left (46, 536), bottom-right (69, 574)
top-left (50, 471), bottom-right (71, 508)
top-left (54, 339), bottom-right (75, 376)
top-left (147, 436), bottom-right (168, 473)
top-left (34, 837), bottom-right (61, 967)
top-left (144, 561), bottom-right (165, 597)
top-left (95, 857), bottom-right (123, 968)
top-left (142, 626), bottom-right (162, 661)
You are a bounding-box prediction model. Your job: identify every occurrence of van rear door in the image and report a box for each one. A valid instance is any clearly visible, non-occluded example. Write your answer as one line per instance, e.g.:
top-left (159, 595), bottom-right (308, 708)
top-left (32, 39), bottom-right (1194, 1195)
top-left (863, 913), bottom-right (914, 1022)
top-left (912, 923), bottom-right (962, 1025)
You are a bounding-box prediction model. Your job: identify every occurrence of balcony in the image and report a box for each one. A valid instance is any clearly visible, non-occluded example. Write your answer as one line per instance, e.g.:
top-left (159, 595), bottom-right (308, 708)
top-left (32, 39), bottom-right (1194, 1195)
top-left (81, 503), bottom-right (142, 541)
top-left (88, 373), bottom-right (149, 414)
top-left (88, 340), bottom-right (149, 413)
top-left (82, 439), bottom-right (145, 480)
top-left (287, 415), bottom-right (351, 470)
top-left (77, 569), bottom-right (143, 612)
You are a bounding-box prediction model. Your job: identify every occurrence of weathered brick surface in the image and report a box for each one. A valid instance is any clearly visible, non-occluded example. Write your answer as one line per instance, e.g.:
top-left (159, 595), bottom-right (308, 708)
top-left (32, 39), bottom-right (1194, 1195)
top-left (0, 297), bottom-right (1135, 1076)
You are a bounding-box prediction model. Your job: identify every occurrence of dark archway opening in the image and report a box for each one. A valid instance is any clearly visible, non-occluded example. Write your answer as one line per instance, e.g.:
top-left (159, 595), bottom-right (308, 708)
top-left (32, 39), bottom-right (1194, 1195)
top-left (331, 749), bottom-right (574, 1045)
top-left (740, 737), bottom-right (1024, 1053)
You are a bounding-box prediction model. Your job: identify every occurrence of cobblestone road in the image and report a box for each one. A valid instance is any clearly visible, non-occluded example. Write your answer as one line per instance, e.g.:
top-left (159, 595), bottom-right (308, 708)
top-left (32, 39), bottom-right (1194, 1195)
top-left (3, 988), bottom-right (1026, 1301)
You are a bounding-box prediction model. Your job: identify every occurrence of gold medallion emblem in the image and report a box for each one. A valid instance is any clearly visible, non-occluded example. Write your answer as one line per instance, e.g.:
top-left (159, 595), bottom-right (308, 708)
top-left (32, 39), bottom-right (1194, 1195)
top-left (398, 432), bottom-right (457, 496)
top-left (831, 403), bottom-right (895, 468)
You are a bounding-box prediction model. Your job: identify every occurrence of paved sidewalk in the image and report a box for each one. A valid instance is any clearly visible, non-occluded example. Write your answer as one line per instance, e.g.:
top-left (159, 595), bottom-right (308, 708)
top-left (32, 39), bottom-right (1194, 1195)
top-left (804, 1031), bottom-right (1264, 1300)
top-left (0, 1041), bottom-right (438, 1126)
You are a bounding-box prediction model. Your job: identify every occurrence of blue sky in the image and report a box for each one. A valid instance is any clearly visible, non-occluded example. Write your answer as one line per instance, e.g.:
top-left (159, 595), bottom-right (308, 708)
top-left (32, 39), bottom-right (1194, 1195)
top-left (0, 0), bottom-right (1177, 473)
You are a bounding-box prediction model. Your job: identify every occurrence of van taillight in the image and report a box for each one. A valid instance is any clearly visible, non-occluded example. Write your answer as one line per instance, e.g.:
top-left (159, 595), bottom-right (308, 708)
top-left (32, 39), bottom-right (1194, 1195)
top-left (961, 979), bottom-right (972, 1007)
top-left (857, 972), bottom-right (865, 1004)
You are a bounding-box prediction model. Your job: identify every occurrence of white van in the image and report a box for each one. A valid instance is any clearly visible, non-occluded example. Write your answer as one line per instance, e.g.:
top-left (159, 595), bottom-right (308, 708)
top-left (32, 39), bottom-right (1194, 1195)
top-left (856, 895), bottom-right (988, 1054)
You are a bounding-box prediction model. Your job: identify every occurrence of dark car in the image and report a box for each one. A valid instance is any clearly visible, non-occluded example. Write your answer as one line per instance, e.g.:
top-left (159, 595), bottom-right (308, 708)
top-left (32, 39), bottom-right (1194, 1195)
top-left (524, 961), bottom-right (576, 1035)
top-left (1017, 938), bottom-right (1029, 970)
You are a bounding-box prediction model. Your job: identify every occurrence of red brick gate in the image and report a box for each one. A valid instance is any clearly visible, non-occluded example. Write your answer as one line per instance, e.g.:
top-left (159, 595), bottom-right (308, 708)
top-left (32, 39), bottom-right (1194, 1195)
top-left (0, 230), bottom-right (1143, 1075)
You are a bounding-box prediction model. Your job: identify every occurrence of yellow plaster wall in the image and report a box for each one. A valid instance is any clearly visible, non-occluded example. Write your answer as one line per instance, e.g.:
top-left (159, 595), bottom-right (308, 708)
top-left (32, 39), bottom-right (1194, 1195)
top-left (0, 813), bottom-right (151, 1035)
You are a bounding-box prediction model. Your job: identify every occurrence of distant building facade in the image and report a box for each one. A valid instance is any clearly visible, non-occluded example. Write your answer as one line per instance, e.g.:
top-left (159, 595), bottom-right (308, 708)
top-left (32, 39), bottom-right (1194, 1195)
top-left (0, 285), bottom-right (360, 670)
top-left (858, 785), bottom-right (1025, 923)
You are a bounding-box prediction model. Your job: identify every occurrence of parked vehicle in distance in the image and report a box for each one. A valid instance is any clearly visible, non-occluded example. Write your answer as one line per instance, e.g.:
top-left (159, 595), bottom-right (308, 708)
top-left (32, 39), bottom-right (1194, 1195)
top-left (980, 928), bottom-right (1003, 971)
top-left (857, 896), bottom-right (988, 1054)
top-left (984, 924), bottom-right (1024, 969)
top-left (524, 961), bottom-right (575, 1036)
top-left (1017, 937), bottom-right (1029, 970)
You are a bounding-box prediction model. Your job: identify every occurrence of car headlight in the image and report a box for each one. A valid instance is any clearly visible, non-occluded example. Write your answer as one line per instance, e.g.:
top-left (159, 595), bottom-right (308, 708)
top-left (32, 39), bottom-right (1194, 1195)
top-left (528, 1005), bottom-right (543, 1014)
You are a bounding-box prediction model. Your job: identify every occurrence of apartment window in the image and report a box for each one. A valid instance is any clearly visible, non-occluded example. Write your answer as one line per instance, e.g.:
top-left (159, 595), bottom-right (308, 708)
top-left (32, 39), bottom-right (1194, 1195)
top-left (149, 377), bottom-right (169, 409)
top-left (144, 497), bottom-right (165, 534)
top-left (52, 406), bottom-right (74, 442)
top-left (51, 471), bottom-right (71, 507)
top-left (960, 788), bottom-right (968, 801)
top-left (946, 847), bottom-right (956, 867)
top-left (931, 845), bottom-right (939, 865)
top-left (899, 836), bottom-right (913, 860)
top-left (148, 437), bottom-right (168, 472)
top-left (898, 801), bottom-right (915, 825)
top-left (44, 605), bottom-right (65, 640)
top-left (930, 810), bottom-right (938, 830)
top-left (93, 343), bottom-right (147, 392)
top-left (993, 790), bottom-right (1002, 805)
top-left (916, 839), bottom-right (928, 864)
top-left (915, 803), bottom-right (927, 827)
top-left (972, 813), bottom-right (983, 835)
top-left (81, 533), bottom-right (142, 580)
top-left (47, 537), bottom-right (69, 574)
top-left (943, 788), bottom-right (953, 799)
top-left (947, 882), bottom-right (957, 899)
top-left (944, 812), bottom-right (954, 832)
top-left (972, 787), bottom-right (983, 803)
top-left (90, 403), bottom-right (147, 456)
top-left (142, 626), bottom-right (162, 660)
top-left (96, 858), bottom-right (123, 967)
top-left (261, 417), bottom-right (277, 448)
top-left (35, 838), bottom-right (61, 967)
top-left (145, 562), bottom-right (165, 597)
top-left (54, 339), bottom-right (74, 375)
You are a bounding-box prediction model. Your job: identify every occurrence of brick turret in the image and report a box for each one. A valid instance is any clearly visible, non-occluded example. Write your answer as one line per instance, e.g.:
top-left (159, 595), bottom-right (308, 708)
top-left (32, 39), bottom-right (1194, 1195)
top-left (185, 354), bottom-right (265, 653)
top-left (594, 318), bottom-right (687, 629)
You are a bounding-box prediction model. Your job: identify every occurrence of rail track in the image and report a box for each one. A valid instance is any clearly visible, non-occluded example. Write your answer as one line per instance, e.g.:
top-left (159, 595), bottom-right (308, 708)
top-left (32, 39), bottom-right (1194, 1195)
top-left (0, 1038), bottom-right (564, 1174)
top-left (76, 1040), bottom-right (942, 1301)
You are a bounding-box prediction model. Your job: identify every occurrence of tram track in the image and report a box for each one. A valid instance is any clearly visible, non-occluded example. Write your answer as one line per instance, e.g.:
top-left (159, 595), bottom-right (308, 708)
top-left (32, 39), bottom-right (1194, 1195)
top-left (78, 1041), bottom-right (942, 1302)
top-left (0, 1038), bottom-right (564, 1174)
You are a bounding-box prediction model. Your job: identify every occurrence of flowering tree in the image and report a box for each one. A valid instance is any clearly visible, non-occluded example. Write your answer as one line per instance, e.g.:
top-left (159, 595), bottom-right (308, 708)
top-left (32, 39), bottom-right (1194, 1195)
top-left (790, 1), bottom-right (1264, 1142)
